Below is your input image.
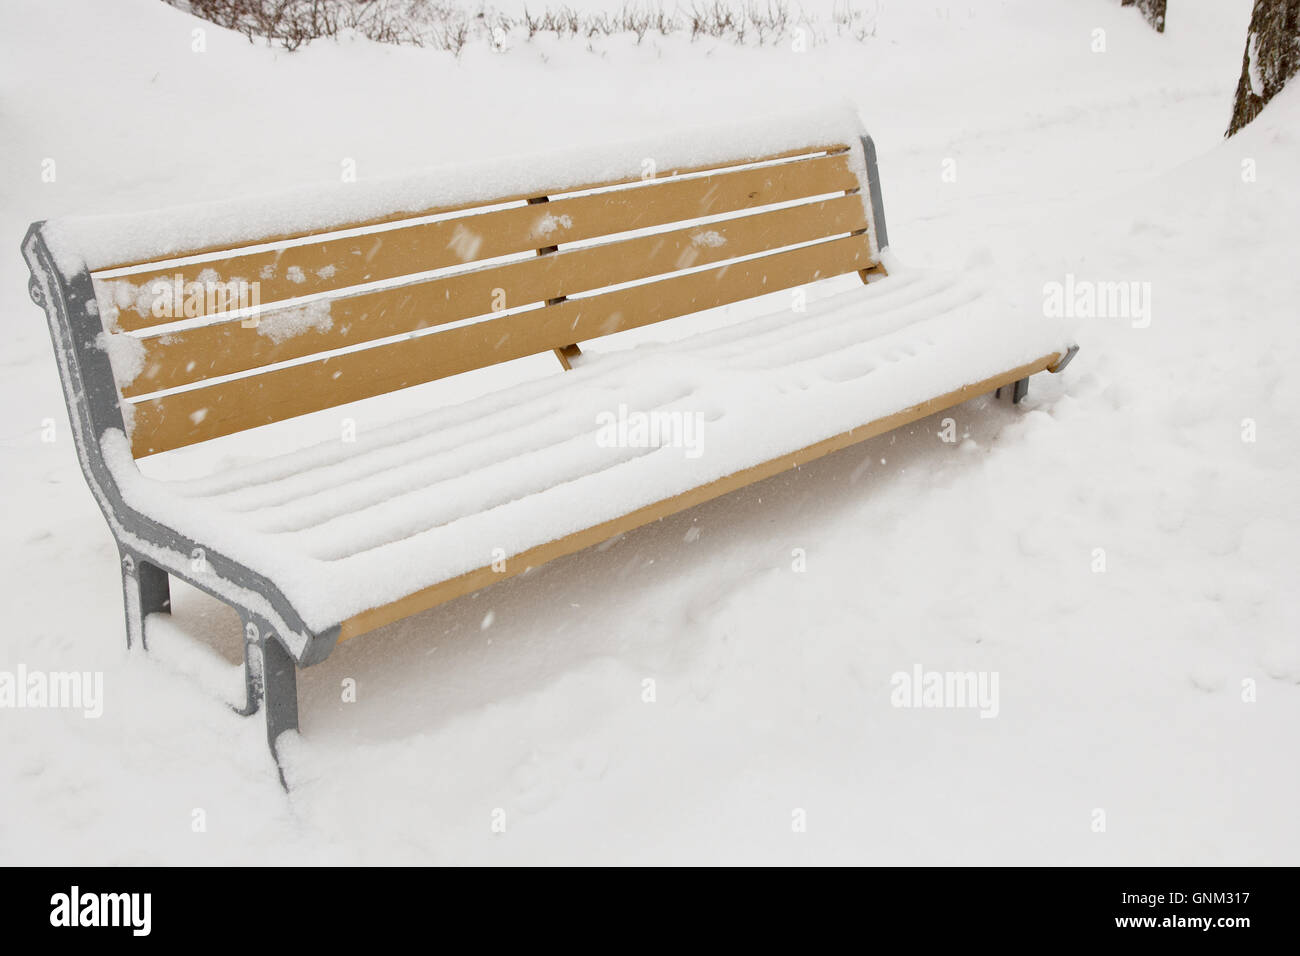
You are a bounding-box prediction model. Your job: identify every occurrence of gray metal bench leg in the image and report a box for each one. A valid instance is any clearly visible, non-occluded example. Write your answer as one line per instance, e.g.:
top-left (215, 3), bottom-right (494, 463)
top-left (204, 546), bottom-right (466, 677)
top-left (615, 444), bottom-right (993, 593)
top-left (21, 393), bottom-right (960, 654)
top-left (995, 377), bottom-right (1030, 404)
top-left (239, 616), bottom-right (299, 787)
top-left (119, 549), bottom-right (171, 651)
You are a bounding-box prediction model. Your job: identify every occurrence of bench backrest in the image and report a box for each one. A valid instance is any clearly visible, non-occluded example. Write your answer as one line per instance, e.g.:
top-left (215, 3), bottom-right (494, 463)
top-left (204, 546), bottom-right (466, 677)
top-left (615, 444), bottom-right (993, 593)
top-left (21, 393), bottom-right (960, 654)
top-left (82, 134), bottom-right (889, 458)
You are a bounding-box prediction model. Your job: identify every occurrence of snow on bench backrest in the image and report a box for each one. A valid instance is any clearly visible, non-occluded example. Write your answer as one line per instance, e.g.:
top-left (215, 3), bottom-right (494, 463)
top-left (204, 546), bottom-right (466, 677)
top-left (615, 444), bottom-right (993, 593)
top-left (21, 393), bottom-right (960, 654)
top-left (43, 107), bottom-right (885, 459)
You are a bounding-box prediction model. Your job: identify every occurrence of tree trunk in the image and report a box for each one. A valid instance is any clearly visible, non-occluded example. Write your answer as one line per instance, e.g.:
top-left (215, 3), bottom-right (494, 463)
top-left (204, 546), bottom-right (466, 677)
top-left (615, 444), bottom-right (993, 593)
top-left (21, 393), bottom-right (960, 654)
top-left (1121, 0), bottom-right (1167, 34)
top-left (1228, 0), bottom-right (1300, 136)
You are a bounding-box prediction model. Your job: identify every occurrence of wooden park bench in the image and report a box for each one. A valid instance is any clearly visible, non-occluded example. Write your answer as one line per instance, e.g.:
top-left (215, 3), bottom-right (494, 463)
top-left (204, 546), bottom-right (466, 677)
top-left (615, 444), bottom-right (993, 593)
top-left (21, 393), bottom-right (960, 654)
top-left (23, 112), bottom-right (1077, 771)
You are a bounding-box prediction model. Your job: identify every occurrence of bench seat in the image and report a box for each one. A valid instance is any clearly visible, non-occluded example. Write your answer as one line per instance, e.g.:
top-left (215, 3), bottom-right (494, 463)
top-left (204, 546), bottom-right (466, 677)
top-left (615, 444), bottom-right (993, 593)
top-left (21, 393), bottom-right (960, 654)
top-left (105, 262), bottom-right (1072, 642)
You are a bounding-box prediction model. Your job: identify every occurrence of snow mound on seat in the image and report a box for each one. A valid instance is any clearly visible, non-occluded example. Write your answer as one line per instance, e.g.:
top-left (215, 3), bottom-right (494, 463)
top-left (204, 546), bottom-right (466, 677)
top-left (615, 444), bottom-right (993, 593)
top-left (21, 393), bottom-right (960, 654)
top-left (102, 262), bottom-right (1074, 634)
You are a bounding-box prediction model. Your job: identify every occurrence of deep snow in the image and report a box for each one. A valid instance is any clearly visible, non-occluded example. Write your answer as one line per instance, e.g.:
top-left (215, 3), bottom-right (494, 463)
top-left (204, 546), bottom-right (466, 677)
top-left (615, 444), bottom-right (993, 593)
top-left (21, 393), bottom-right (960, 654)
top-left (1, 0), bottom-right (1296, 864)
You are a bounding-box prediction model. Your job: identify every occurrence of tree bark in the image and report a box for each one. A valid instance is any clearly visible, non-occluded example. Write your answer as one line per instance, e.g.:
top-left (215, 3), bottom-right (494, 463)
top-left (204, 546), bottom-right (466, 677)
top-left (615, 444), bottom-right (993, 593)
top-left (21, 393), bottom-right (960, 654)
top-left (1121, 0), bottom-right (1166, 34)
top-left (1228, 0), bottom-right (1300, 136)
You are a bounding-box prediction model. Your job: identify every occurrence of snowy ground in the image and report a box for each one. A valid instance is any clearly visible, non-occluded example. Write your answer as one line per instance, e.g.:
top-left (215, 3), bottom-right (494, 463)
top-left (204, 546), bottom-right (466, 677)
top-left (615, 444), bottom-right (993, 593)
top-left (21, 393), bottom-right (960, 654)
top-left (1, 0), bottom-right (1297, 864)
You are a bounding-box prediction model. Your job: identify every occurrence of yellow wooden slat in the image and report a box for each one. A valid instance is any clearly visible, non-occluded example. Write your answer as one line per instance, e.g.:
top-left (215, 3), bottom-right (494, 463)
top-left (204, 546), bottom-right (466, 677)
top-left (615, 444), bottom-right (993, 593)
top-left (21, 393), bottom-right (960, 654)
top-left (100, 148), bottom-right (856, 318)
top-left (127, 234), bottom-right (876, 456)
top-left (122, 195), bottom-right (870, 395)
top-left (334, 354), bottom-right (1064, 639)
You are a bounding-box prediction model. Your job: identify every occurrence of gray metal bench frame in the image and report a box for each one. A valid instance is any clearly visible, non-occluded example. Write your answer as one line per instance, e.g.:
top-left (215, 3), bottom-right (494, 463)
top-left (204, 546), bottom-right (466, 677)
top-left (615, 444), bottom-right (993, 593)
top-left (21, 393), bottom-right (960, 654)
top-left (22, 226), bottom-right (317, 774)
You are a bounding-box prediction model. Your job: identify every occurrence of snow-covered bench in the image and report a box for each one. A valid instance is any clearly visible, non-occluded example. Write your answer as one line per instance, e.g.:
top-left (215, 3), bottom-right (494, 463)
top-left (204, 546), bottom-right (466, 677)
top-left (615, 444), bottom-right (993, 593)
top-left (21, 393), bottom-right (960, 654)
top-left (22, 109), bottom-right (1077, 769)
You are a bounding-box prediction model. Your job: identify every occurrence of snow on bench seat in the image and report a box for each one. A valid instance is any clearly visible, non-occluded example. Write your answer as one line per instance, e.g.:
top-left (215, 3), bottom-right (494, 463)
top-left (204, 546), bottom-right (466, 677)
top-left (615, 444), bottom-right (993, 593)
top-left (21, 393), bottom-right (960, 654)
top-left (103, 263), bottom-right (1071, 635)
